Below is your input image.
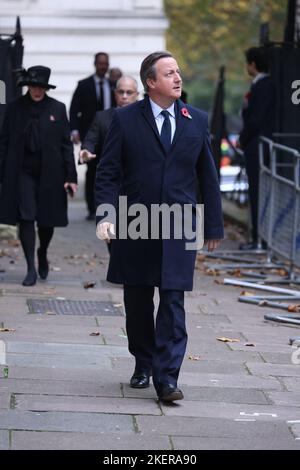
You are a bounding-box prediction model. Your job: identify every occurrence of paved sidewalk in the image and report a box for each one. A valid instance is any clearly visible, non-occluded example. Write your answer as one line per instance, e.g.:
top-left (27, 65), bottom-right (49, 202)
top-left (0, 201), bottom-right (299, 450)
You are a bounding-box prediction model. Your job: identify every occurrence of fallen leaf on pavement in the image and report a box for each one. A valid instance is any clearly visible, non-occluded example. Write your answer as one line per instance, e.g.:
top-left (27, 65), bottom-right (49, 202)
top-left (240, 291), bottom-right (255, 296)
top-left (89, 332), bottom-right (100, 336)
top-left (0, 328), bottom-right (15, 332)
top-left (217, 337), bottom-right (240, 343)
top-left (287, 304), bottom-right (300, 312)
top-left (244, 342), bottom-right (256, 347)
top-left (188, 355), bottom-right (201, 361)
top-left (270, 268), bottom-right (288, 277)
top-left (7, 239), bottom-right (20, 247)
top-left (205, 268), bottom-right (220, 276)
top-left (228, 269), bottom-right (243, 277)
top-left (83, 281), bottom-right (96, 289)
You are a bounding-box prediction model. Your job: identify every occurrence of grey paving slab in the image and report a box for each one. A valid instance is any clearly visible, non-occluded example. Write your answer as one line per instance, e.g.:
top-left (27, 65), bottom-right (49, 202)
top-left (239, 332), bottom-right (296, 345)
top-left (11, 431), bottom-right (171, 450)
top-left (6, 352), bottom-right (113, 370)
top-left (136, 415), bottom-right (295, 439)
top-left (1, 366), bottom-right (129, 383)
top-left (0, 430), bottom-right (9, 450)
top-left (290, 424), bottom-right (300, 439)
top-left (179, 360), bottom-right (248, 375)
top-left (228, 342), bottom-right (293, 354)
top-left (178, 386), bottom-right (270, 405)
top-left (0, 327), bottom-right (107, 345)
top-left (185, 313), bottom-right (231, 325)
top-left (172, 435), bottom-right (300, 450)
top-left (267, 391), bottom-right (300, 407)
top-left (101, 334), bottom-right (129, 347)
top-left (259, 352), bottom-right (297, 365)
top-left (0, 314), bottom-right (100, 327)
top-left (122, 384), bottom-right (159, 400)
top-left (6, 341), bottom-right (130, 357)
top-left (247, 363), bottom-right (300, 378)
top-left (185, 349), bottom-right (264, 363)
top-left (0, 378), bottom-right (123, 398)
top-left (124, 385), bottom-right (269, 405)
top-left (179, 372), bottom-right (282, 390)
top-left (281, 377), bottom-right (300, 392)
top-left (5, 341), bottom-right (130, 369)
top-left (161, 400), bottom-right (300, 421)
top-left (0, 393), bottom-right (10, 409)
top-left (15, 394), bottom-right (161, 415)
top-left (0, 410), bottom-right (134, 433)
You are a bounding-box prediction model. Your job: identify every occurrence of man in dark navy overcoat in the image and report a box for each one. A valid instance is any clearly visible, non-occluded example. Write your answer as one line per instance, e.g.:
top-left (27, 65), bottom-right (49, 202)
top-left (95, 51), bottom-right (223, 402)
top-left (70, 52), bottom-right (116, 220)
top-left (238, 47), bottom-right (275, 249)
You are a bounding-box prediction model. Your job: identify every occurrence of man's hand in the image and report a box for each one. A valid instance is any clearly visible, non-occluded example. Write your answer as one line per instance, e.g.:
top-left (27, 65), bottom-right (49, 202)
top-left (64, 182), bottom-right (78, 198)
top-left (79, 149), bottom-right (97, 164)
top-left (204, 239), bottom-right (221, 252)
top-left (96, 222), bottom-right (115, 243)
top-left (71, 130), bottom-right (81, 145)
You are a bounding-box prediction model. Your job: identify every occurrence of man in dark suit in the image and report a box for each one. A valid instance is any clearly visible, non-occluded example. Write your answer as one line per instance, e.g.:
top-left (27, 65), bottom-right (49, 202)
top-left (80, 76), bottom-right (139, 251)
top-left (79, 76), bottom-right (139, 165)
top-left (238, 47), bottom-right (275, 250)
top-left (95, 51), bottom-right (223, 402)
top-left (69, 52), bottom-right (116, 220)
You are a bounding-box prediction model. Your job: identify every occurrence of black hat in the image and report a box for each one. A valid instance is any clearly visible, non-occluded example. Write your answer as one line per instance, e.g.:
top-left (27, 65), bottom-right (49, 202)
top-left (18, 65), bottom-right (56, 89)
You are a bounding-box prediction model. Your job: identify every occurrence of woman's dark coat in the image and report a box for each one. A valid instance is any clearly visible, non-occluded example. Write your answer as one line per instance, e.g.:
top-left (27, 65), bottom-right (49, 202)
top-left (0, 94), bottom-right (77, 227)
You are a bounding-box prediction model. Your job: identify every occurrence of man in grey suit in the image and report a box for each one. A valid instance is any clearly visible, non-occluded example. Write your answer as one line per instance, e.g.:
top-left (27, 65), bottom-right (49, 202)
top-left (79, 76), bottom-right (139, 165)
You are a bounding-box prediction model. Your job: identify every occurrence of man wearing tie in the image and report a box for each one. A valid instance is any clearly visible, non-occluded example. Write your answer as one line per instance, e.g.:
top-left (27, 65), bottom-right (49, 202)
top-left (95, 51), bottom-right (223, 402)
top-left (70, 52), bottom-right (116, 220)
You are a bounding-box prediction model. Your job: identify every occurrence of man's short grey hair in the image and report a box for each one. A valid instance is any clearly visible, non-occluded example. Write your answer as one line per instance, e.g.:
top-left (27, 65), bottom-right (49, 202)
top-left (140, 51), bottom-right (174, 93)
top-left (116, 75), bottom-right (138, 91)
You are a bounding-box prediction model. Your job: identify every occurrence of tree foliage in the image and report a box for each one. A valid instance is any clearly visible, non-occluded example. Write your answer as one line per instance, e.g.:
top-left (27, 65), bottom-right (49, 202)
top-left (164, 0), bottom-right (287, 112)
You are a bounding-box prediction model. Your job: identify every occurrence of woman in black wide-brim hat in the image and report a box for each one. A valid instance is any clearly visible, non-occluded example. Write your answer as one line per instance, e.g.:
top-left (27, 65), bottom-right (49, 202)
top-left (0, 66), bottom-right (78, 286)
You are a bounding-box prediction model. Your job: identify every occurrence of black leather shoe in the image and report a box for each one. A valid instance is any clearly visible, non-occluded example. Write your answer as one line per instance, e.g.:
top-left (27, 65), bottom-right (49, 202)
top-left (130, 371), bottom-right (150, 389)
top-left (157, 384), bottom-right (183, 402)
top-left (37, 248), bottom-right (49, 280)
top-left (22, 269), bottom-right (37, 286)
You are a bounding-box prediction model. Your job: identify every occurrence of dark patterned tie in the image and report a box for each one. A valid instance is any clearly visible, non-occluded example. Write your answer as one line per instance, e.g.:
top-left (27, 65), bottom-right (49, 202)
top-left (98, 79), bottom-right (104, 110)
top-left (160, 110), bottom-right (172, 152)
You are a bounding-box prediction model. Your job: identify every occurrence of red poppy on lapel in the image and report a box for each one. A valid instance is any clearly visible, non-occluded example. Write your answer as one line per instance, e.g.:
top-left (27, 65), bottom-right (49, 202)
top-left (181, 107), bottom-right (192, 119)
top-left (243, 91), bottom-right (251, 106)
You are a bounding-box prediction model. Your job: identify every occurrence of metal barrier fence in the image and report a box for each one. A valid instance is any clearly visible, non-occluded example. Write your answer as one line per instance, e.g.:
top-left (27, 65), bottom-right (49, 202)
top-left (258, 136), bottom-right (300, 278)
top-left (205, 136), bottom-right (300, 338)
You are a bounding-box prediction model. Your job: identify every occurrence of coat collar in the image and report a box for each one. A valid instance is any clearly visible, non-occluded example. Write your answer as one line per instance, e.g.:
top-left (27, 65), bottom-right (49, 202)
top-left (139, 96), bottom-right (189, 156)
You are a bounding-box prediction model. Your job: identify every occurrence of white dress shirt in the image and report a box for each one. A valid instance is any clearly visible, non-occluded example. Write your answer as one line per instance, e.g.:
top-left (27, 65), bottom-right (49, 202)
top-left (252, 73), bottom-right (269, 85)
top-left (149, 98), bottom-right (176, 142)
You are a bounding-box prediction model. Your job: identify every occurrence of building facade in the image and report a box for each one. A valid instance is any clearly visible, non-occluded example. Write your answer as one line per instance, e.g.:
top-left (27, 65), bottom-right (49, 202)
top-left (0, 0), bottom-right (168, 109)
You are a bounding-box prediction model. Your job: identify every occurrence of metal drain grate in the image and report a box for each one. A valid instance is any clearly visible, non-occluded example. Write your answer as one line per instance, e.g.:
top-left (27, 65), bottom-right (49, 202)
top-left (27, 299), bottom-right (124, 316)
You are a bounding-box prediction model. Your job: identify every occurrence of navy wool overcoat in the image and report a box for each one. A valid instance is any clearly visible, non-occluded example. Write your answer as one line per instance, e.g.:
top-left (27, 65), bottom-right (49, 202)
top-left (95, 97), bottom-right (223, 291)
